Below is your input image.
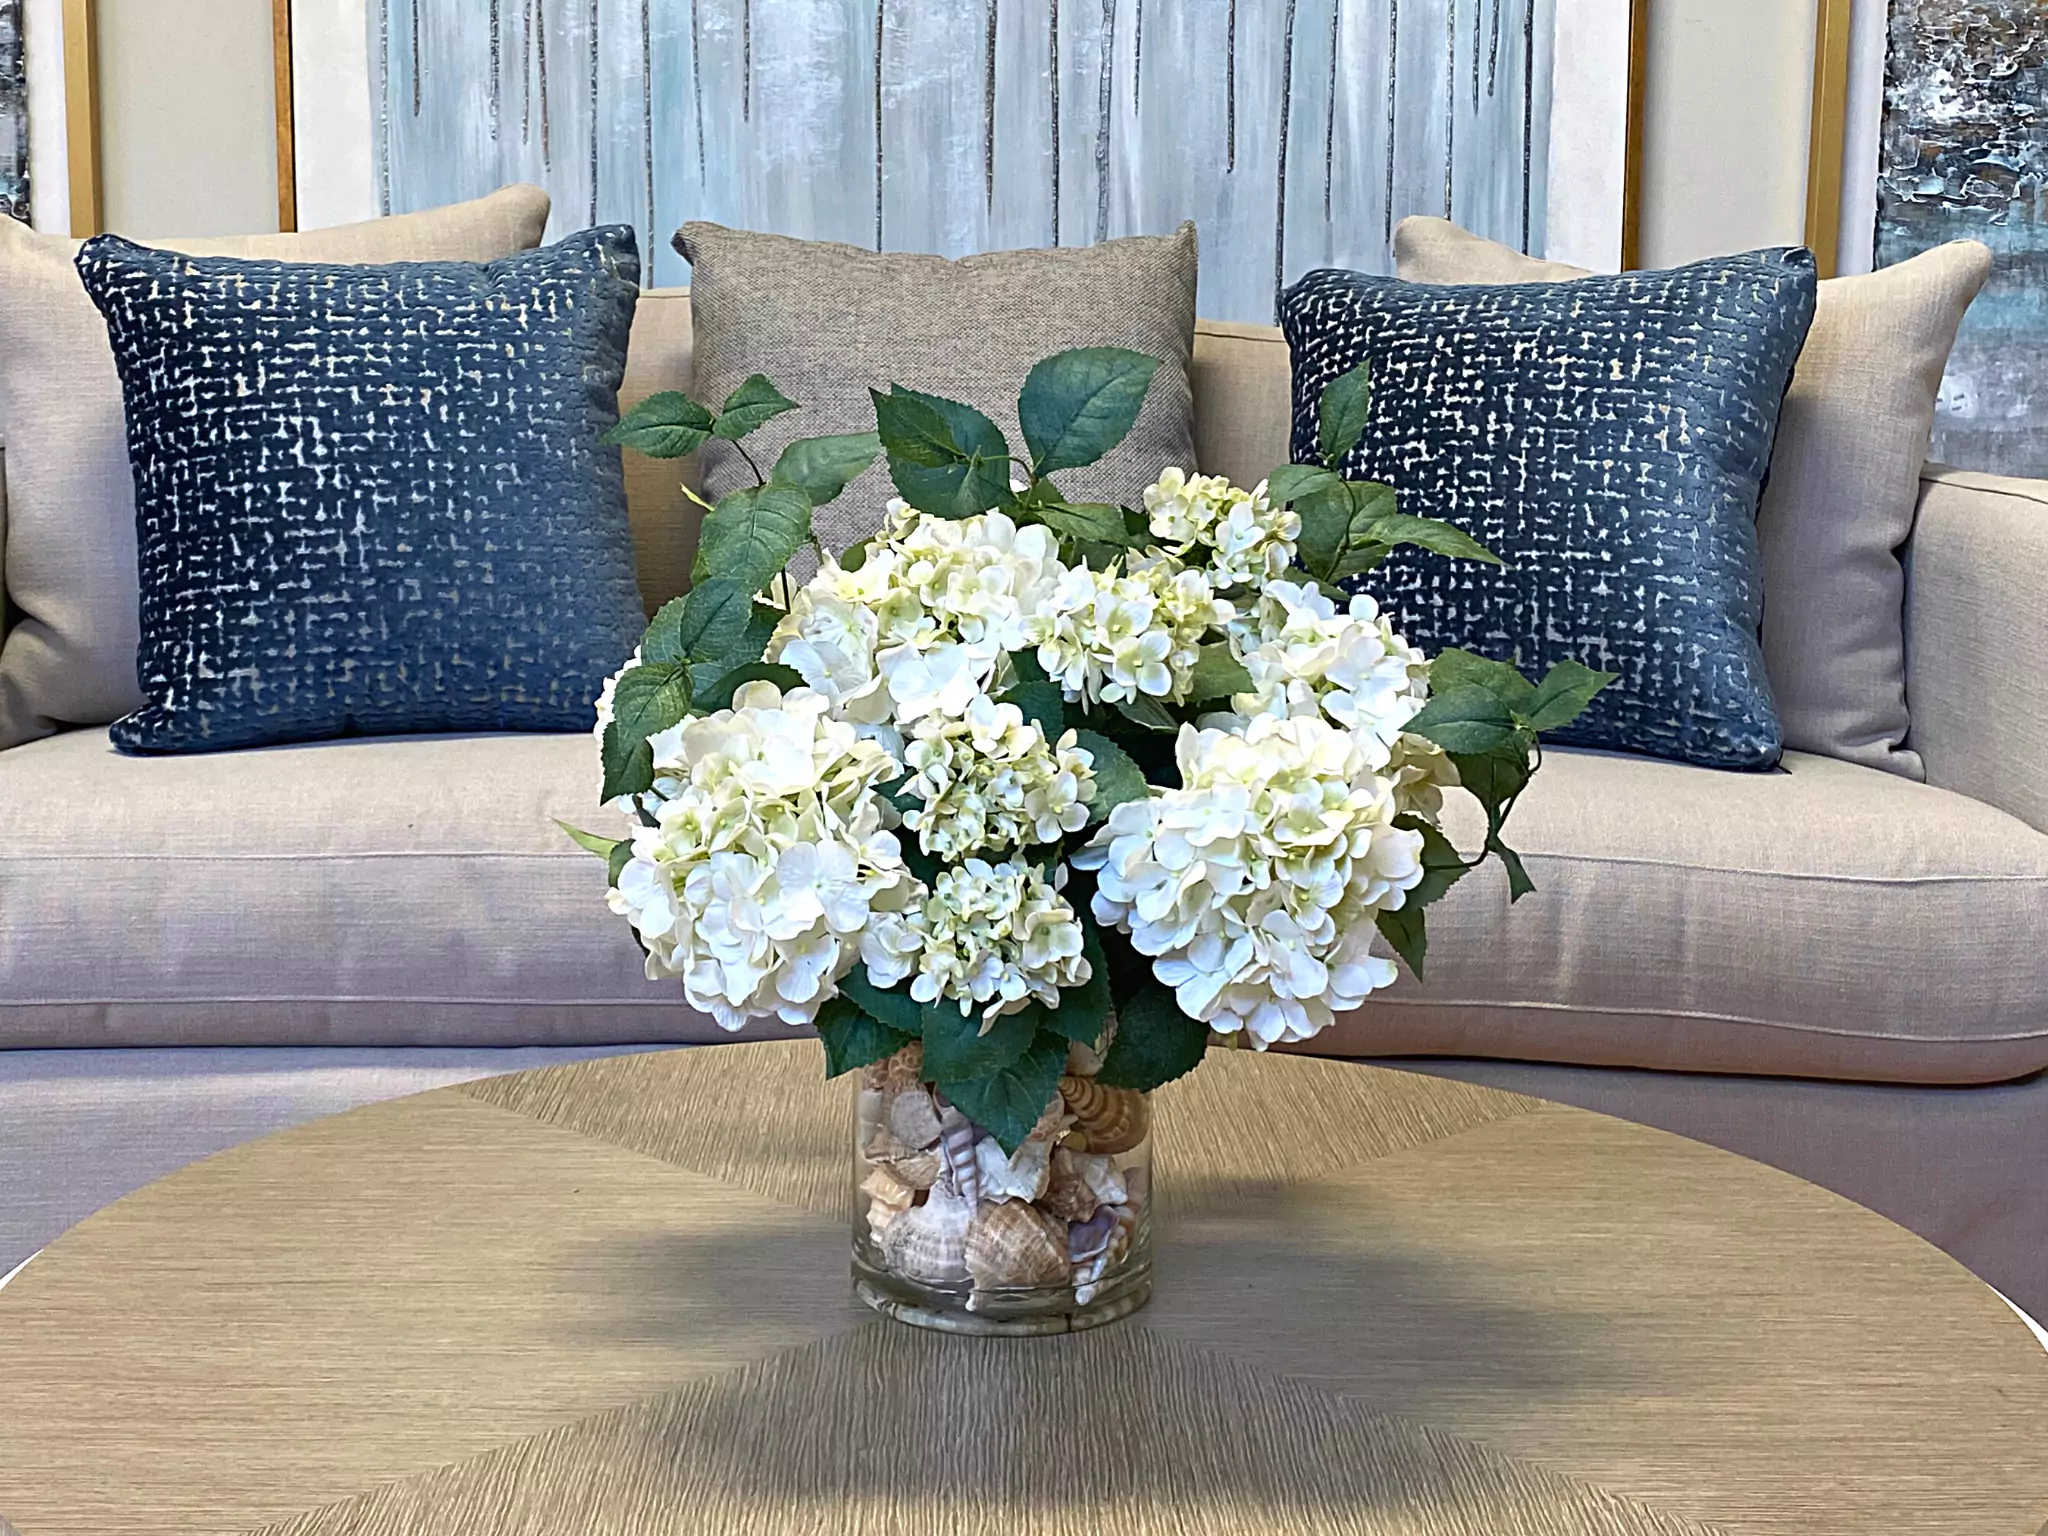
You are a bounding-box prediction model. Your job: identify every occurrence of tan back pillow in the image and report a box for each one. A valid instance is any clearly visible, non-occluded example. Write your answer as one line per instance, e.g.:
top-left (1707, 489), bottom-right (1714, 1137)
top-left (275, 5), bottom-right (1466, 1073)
top-left (0, 184), bottom-right (553, 751)
top-left (1393, 216), bottom-right (1990, 779)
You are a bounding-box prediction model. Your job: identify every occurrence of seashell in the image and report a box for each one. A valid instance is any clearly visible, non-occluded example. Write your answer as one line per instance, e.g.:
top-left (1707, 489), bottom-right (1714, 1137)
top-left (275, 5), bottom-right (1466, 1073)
top-left (1064, 1012), bottom-right (1119, 1078)
top-left (1059, 1075), bottom-right (1149, 1154)
top-left (935, 1104), bottom-right (984, 1204)
top-left (1070, 1203), bottom-right (1137, 1305)
top-left (972, 1133), bottom-right (1054, 1204)
top-left (887, 1085), bottom-right (944, 1151)
top-left (863, 1040), bottom-right (924, 1097)
top-left (1039, 1147), bottom-right (1127, 1223)
top-left (864, 1129), bottom-right (942, 1190)
top-left (879, 1189), bottom-right (973, 1287)
top-left (964, 1200), bottom-right (1070, 1295)
top-left (860, 1166), bottom-right (917, 1238)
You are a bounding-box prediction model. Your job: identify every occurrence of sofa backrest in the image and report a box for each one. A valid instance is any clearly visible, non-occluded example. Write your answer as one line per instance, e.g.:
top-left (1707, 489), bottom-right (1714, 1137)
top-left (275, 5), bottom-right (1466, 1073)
top-left (620, 290), bottom-right (1294, 612)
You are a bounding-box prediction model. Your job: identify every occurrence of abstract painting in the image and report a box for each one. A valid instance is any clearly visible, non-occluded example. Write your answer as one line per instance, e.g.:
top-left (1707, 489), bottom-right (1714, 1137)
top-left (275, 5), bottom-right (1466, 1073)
top-left (1878, 0), bottom-right (2048, 475)
top-left (306, 0), bottom-right (1631, 321)
top-left (0, 0), bottom-right (29, 225)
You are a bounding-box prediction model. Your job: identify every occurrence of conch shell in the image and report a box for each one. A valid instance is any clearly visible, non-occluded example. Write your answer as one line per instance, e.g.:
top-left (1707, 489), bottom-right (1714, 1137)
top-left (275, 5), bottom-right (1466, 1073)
top-left (888, 1085), bottom-right (944, 1151)
top-left (860, 1165), bottom-right (917, 1238)
top-left (964, 1200), bottom-right (1070, 1299)
top-left (879, 1189), bottom-right (974, 1286)
top-left (1065, 1012), bottom-right (1118, 1077)
top-left (935, 1103), bottom-right (983, 1204)
top-left (972, 1132), bottom-right (1054, 1204)
top-left (1039, 1147), bottom-right (1127, 1223)
top-left (1059, 1075), bottom-right (1148, 1154)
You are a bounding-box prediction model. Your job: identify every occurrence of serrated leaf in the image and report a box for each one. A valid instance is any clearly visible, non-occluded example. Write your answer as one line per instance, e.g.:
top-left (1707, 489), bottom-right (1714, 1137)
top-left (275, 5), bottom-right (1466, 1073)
top-left (1071, 729), bottom-right (1150, 823)
top-left (1400, 815), bottom-right (1474, 910)
top-left (1406, 684), bottom-right (1522, 757)
top-left (712, 374), bottom-right (799, 441)
top-left (1041, 921), bottom-right (1112, 1046)
top-left (1007, 648), bottom-right (1048, 685)
top-left (643, 578), bottom-right (751, 665)
top-left (694, 483), bottom-right (814, 594)
top-left (1328, 542), bottom-right (1393, 582)
top-left (1018, 347), bottom-right (1160, 475)
top-left (607, 838), bottom-right (636, 889)
top-left (604, 390), bottom-right (715, 458)
top-left (1428, 647), bottom-right (1537, 716)
top-left (1096, 978), bottom-right (1210, 1092)
top-left (922, 999), bottom-right (1040, 1084)
top-left (1355, 506), bottom-right (1503, 566)
top-left (1114, 693), bottom-right (1179, 732)
top-left (840, 963), bottom-right (924, 1036)
top-left (877, 385), bottom-right (1016, 519)
top-left (870, 387), bottom-right (961, 466)
top-left (1318, 362), bottom-right (1375, 468)
top-left (1000, 680), bottom-right (1069, 742)
top-left (772, 432), bottom-right (881, 505)
top-left (600, 716), bottom-right (654, 804)
top-left (1376, 905), bottom-right (1429, 980)
top-left (1490, 836), bottom-right (1537, 901)
top-left (1524, 658), bottom-right (1616, 734)
top-left (935, 1037), bottom-right (1067, 1155)
top-left (1344, 479), bottom-right (1400, 538)
top-left (1024, 500), bottom-right (1143, 546)
top-left (1449, 748), bottom-right (1533, 834)
top-left (815, 995), bottom-right (913, 1078)
top-left (1186, 643), bottom-right (1253, 702)
top-left (1265, 462), bottom-right (1346, 507)
top-left (556, 820), bottom-right (623, 859)
top-left (692, 661), bottom-right (804, 713)
top-left (1293, 485), bottom-right (1351, 580)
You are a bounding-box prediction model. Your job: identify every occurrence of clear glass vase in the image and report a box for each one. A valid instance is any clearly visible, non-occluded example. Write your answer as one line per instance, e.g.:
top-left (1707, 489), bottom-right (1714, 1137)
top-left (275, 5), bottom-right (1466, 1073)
top-left (851, 1035), bottom-right (1153, 1336)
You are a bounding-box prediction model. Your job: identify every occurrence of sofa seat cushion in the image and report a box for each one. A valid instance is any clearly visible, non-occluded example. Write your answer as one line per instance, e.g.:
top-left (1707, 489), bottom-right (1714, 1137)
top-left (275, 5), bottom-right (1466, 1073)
top-left (0, 729), bottom-right (769, 1049)
top-left (1302, 748), bottom-right (2048, 1085)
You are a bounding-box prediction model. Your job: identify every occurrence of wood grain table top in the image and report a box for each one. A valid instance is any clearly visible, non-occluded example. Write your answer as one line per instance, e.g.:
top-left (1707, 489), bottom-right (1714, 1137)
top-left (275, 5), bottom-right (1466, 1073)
top-left (1, 1041), bottom-right (2044, 1535)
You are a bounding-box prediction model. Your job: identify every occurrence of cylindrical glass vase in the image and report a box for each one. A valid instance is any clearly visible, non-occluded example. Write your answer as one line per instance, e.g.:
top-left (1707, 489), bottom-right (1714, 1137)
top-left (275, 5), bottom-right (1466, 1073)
top-left (851, 1037), bottom-right (1152, 1336)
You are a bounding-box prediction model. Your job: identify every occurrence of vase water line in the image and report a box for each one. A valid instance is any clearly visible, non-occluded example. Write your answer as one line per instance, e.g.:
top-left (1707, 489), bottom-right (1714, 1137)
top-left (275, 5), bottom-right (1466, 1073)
top-left (851, 1036), bottom-right (1153, 1336)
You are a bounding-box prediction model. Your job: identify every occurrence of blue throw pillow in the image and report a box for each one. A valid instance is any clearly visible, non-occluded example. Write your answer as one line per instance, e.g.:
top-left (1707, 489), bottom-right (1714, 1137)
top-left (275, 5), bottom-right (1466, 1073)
top-left (78, 226), bottom-right (649, 754)
top-left (1280, 250), bottom-right (1818, 769)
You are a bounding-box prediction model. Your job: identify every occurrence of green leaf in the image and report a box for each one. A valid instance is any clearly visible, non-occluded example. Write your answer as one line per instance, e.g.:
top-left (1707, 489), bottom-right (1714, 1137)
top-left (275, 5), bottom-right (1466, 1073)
top-left (607, 837), bottom-right (636, 889)
top-left (1317, 361), bottom-right (1375, 468)
top-left (1524, 658), bottom-right (1616, 734)
top-left (875, 386), bottom-right (1015, 520)
top-left (711, 374), bottom-right (799, 441)
top-left (1186, 643), bottom-right (1253, 703)
top-left (815, 995), bottom-right (913, 1078)
top-left (870, 387), bottom-right (963, 466)
top-left (1072, 729), bottom-right (1150, 823)
top-left (1114, 694), bottom-right (1179, 732)
top-left (1018, 347), bottom-right (1161, 475)
top-left (771, 432), bottom-right (881, 505)
top-left (1344, 479), bottom-right (1400, 538)
top-left (1402, 816), bottom-right (1475, 910)
top-left (1406, 685), bottom-right (1523, 757)
top-left (694, 483), bottom-right (814, 594)
top-left (1355, 507), bottom-right (1503, 567)
top-left (1264, 462), bottom-right (1346, 508)
top-left (692, 661), bottom-right (804, 713)
top-left (1490, 836), bottom-right (1538, 902)
top-left (839, 963), bottom-right (924, 1036)
top-left (999, 680), bottom-right (1069, 742)
top-left (643, 578), bottom-right (752, 665)
top-left (1024, 500), bottom-right (1144, 546)
top-left (922, 999), bottom-right (1040, 1085)
top-left (1375, 905), bottom-right (1429, 980)
top-left (935, 1036), bottom-right (1068, 1155)
top-left (600, 716), bottom-right (654, 804)
top-left (556, 820), bottom-right (623, 859)
top-left (1449, 747), bottom-right (1532, 832)
top-left (1096, 979), bottom-right (1210, 1092)
top-left (1041, 921), bottom-right (1112, 1046)
top-left (1007, 648), bottom-right (1048, 685)
top-left (603, 390), bottom-right (715, 458)
top-left (1327, 542), bottom-right (1393, 582)
top-left (1428, 647), bottom-right (1537, 716)
top-left (1293, 486), bottom-right (1351, 581)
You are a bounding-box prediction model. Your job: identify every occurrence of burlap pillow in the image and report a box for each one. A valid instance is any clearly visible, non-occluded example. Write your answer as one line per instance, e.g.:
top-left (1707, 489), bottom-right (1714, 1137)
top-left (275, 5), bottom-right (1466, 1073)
top-left (676, 223), bottom-right (1198, 560)
top-left (0, 184), bottom-right (552, 751)
top-left (1393, 216), bottom-right (1991, 780)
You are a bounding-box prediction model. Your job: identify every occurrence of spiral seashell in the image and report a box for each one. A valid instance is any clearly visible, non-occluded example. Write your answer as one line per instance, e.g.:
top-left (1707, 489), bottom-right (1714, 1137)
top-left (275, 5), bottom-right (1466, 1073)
top-left (860, 1165), bottom-right (917, 1238)
top-left (1065, 1011), bottom-right (1117, 1077)
top-left (1070, 1203), bottom-right (1137, 1305)
top-left (935, 1104), bottom-right (984, 1204)
top-left (1058, 1075), bottom-right (1149, 1154)
top-left (964, 1200), bottom-right (1070, 1297)
top-left (1040, 1147), bottom-right (1127, 1223)
top-left (887, 1085), bottom-right (944, 1152)
top-left (972, 1132), bottom-right (1054, 1204)
top-left (862, 1040), bottom-right (924, 1097)
top-left (879, 1189), bottom-right (973, 1286)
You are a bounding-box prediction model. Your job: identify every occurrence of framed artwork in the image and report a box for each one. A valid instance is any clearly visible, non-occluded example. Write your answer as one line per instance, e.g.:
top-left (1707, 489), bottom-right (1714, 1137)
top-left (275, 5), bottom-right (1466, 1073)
top-left (281, 0), bottom-right (1647, 323)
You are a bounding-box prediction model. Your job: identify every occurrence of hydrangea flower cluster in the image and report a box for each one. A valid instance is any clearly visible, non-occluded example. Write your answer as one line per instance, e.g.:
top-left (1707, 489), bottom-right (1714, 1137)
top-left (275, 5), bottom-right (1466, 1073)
top-left (1144, 468), bottom-right (1300, 589)
top-left (1026, 553), bottom-right (1232, 707)
top-left (608, 682), bottom-right (919, 1030)
top-left (1076, 713), bottom-right (1428, 1047)
top-left (900, 696), bottom-right (1099, 860)
top-left (864, 858), bottom-right (1091, 1021)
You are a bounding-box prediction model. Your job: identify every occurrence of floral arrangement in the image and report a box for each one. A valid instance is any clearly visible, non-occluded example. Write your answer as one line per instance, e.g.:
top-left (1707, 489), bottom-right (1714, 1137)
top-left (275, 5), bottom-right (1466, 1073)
top-left (567, 350), bottom-right (1609, 1155)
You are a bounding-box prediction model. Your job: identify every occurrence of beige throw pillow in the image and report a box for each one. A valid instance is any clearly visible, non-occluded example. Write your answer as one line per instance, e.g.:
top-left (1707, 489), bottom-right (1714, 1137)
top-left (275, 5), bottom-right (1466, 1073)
top-left (0, 184), bottom-right (553, 751)
top-left (1393, 216), bottom-right (1990, 780)
top-left (677, 222), bottom-right (1199, 560)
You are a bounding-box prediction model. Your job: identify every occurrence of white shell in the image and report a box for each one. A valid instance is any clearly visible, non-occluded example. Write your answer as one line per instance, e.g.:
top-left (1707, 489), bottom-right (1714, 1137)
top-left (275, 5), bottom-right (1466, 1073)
top-left (935, 1104), bottom-right (984, 1204)
top-left (878, 1189), bottom-right (974, 1286)
top-left (887, 1086), bottom-right (944, 1151)
top-left (859, 1166), bottom-right (917, 1238)
top-left (1040, 1147), bottom-right (1127, 1223)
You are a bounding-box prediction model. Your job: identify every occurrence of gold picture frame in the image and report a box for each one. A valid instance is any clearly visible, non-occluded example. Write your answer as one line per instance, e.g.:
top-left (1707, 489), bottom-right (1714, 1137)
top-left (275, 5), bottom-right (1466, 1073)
top-left (1804, 0), bottom-right (1856, 279)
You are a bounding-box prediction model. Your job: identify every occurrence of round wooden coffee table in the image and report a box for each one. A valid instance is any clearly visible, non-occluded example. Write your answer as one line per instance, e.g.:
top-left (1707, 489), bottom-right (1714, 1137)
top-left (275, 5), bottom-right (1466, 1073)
top-left (1, 1042), bottom-right (2044, 1535)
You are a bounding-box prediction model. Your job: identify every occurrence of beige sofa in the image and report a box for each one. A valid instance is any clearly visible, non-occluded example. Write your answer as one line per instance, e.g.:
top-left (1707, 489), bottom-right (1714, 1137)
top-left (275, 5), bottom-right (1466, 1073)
top-left (2, 293), bottom-right (2043, 1316)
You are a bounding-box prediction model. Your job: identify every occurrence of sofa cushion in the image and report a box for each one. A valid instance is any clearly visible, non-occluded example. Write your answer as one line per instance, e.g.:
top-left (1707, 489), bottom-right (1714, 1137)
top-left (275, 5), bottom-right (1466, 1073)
top-left (1301, 747), bottom-right (2048, 1085)
top-left (4, 729), bottom-right (2044, 1080)
top-left (0, 185), bottom-right (553, 754)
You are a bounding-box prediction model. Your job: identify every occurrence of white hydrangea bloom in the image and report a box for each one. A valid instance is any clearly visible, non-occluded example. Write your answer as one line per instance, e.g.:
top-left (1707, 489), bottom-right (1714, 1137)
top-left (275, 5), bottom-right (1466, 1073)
top-left (1222, 580), bottom-right (1431, 768)
top-left (608, 682), bottom-right (921, 1031)
top-left (593, 648), bottom-right (642, 742)
top-left (900, 695), bottom-right (1098, 859)
top-left (1026, 553), bottom-right (1233, 708)
top-left (1143, 468), bottom-right (1300, 589)
top-left (862, 857), bottom-right (1091, 1022)
top-left (1074, 714), bottom-right (1425, 1047)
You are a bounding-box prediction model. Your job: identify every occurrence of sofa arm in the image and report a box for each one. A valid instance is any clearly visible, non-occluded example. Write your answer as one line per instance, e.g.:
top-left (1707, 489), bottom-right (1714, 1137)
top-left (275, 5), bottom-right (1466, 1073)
top-left (1905, 465), bottom-right (2048, 831)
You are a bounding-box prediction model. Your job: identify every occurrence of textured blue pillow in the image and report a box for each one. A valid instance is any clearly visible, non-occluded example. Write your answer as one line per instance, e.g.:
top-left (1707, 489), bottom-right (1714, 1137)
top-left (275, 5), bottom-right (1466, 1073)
top-left (1281, 250), bottom-right (1818, 769)
top-left (78, 226), bottom-right (649, 754)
